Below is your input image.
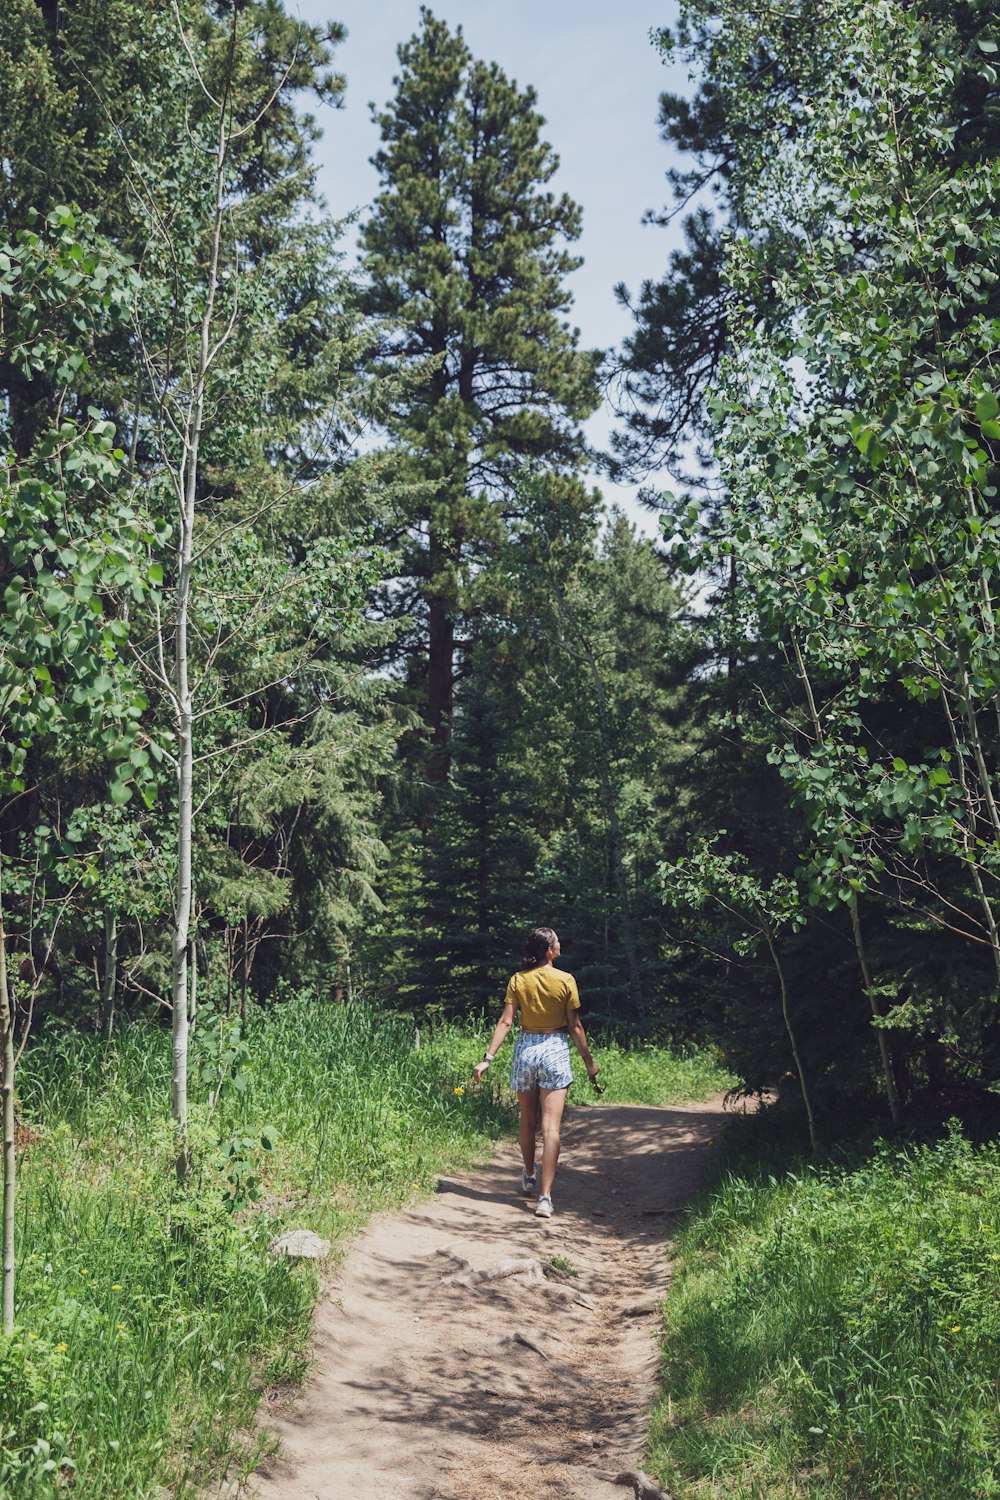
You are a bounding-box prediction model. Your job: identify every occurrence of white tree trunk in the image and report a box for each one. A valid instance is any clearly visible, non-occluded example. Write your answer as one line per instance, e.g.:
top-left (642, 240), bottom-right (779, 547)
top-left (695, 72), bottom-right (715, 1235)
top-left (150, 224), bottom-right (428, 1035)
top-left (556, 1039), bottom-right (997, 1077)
top-left (169, 69), bottom-right (230, 1176)
top-left (100, 909), bottom-right (117, 1043)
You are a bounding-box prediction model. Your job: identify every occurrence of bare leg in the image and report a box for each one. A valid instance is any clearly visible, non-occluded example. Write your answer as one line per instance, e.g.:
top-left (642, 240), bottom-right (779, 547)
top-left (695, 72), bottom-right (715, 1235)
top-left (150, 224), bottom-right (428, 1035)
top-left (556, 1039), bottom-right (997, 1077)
top-left (518, 1088), bottom-right (539, 1175)
top-left (538, 1086), bottom-right (569, 1199)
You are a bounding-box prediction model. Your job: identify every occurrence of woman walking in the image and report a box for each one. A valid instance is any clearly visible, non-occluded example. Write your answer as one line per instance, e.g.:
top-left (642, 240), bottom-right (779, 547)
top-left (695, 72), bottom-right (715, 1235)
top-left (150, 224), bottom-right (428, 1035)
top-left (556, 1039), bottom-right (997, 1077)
top-left (472, 927), bottom-right (599, 1218)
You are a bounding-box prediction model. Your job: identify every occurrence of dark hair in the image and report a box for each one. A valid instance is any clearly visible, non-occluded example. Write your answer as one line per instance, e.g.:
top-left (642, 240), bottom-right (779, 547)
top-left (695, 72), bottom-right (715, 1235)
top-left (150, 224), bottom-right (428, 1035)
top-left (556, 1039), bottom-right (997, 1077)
top-left (520, 926), bottom-right (557, 970)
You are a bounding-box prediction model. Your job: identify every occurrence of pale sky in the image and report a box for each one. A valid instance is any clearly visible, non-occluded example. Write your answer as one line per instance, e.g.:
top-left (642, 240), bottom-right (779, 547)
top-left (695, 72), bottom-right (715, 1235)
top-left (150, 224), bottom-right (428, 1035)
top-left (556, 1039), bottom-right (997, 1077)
top-left (289, 0), bottom-right (693, 532)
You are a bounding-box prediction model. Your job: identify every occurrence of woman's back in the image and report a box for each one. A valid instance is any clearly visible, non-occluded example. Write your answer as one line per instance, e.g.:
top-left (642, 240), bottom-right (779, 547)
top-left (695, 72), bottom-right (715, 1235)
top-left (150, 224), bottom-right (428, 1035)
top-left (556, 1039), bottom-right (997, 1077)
top-left (505, 965), bottom-right (580, 1031)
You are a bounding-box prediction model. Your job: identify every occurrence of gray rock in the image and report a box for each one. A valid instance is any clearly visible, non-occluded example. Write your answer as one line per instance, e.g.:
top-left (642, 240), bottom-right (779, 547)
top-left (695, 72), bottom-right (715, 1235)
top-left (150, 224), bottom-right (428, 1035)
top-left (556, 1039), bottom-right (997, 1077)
top-left (269, 1228), bottom-right (331, 1260)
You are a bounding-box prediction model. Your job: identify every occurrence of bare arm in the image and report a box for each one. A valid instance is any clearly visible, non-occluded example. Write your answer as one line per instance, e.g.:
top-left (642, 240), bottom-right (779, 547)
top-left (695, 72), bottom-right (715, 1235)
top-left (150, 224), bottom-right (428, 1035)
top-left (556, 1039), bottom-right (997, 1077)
top-left (471, 1002), bottom-right (515, 1082)
top-left (568, 1008), bottom-right (600, 1089)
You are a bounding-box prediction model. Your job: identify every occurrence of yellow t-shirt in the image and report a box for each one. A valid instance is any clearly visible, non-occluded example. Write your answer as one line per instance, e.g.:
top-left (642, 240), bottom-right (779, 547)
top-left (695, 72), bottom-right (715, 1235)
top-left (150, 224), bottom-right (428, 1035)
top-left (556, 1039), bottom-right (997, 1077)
top-left (504, 965), bottom-right (580, 1031)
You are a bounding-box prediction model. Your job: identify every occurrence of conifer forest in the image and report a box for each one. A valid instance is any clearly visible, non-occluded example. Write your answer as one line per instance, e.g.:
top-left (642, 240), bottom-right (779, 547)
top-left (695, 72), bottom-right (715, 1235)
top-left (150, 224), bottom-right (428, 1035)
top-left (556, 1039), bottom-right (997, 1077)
top-left (1, 2), bottom-right (1000, 1497)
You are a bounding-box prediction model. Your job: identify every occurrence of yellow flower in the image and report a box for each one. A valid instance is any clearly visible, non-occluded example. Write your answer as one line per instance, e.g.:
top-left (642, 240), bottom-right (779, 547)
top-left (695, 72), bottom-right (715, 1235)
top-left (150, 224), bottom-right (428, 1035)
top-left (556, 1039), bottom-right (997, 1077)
top-left (453, 1086), bottom-right (465, 1096)
top-left (27, 1333), bottom-right (38, 1342)
top-left (79, 1269), bottom-right (89, 1277)
top-left (111, 1283), bottom-right (122, 1290)
top-left (116, 1324), bottom-right (127, 1333)
top-left (55, 1343), bottom-right (67, 1352)
top-left (951, 1324), bottom-right (961, 1333)
top-left (411, 1181), bottom-right (420, 1190)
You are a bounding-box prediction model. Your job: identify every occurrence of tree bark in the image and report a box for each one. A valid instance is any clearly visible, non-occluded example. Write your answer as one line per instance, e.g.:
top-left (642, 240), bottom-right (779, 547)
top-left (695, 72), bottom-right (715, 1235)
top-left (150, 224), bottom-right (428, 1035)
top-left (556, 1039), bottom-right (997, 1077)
top-left (100, 909), bottom-right (117, 1044)
top-left (168, 24), bottom-right (233, 1178)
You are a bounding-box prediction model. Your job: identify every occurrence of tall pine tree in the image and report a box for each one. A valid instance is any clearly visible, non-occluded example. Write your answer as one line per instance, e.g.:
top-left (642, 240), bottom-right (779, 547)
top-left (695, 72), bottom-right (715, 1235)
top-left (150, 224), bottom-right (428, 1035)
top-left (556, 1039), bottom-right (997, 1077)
top-left (361, 8), bottom-right (600, 778)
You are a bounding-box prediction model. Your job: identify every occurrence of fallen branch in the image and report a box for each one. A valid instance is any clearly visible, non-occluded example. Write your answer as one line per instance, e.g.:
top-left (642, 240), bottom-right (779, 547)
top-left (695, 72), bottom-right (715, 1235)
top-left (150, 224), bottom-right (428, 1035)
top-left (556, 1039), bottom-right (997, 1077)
top-left (612, 1471), bottom-right (676, 1500)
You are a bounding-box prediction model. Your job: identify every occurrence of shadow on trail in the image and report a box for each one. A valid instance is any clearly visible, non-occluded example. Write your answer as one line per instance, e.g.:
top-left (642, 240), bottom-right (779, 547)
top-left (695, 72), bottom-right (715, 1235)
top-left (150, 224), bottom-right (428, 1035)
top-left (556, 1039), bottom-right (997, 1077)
top-left (432, 1101), bottom-right (727, 1247)
top-left (253, 1100), bottom-right (730, 1500)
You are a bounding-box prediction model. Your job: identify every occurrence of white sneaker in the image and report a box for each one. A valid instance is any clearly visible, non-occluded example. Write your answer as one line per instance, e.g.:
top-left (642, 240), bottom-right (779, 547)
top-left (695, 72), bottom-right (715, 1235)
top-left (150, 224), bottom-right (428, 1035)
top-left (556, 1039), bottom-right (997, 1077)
top-left (520, 1167), bottom-right (536, 1195)
top-left (535, 1194), bottom-right (553, 1219)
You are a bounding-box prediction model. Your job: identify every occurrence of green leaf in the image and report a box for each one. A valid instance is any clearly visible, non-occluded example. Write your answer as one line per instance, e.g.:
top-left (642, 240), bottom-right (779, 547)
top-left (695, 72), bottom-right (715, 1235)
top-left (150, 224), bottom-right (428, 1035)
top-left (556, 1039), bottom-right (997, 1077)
top-left (975, 392), bottom-right (999, 424)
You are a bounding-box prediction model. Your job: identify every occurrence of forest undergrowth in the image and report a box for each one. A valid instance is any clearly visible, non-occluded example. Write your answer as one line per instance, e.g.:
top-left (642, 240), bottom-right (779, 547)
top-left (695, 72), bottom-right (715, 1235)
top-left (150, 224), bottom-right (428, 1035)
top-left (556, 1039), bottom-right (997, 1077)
top-left (0, 999), bottom-right (724, 1498)
top-left (649, 1115), bottom-right (1000, 1500)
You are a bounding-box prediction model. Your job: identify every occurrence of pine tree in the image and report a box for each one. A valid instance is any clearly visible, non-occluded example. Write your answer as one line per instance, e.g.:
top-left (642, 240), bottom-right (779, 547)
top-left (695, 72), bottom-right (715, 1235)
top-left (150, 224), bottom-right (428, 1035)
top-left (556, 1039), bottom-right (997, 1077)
top-left (361, 8), bottom-right (600, 777)
top-left (388, 643), bottom-right (542, 1016)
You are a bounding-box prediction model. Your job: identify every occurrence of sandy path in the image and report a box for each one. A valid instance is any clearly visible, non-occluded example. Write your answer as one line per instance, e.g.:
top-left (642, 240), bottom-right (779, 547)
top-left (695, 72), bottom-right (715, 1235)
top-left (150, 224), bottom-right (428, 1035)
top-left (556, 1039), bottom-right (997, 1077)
top-left (249, 1099), bottom-right (727, 1500)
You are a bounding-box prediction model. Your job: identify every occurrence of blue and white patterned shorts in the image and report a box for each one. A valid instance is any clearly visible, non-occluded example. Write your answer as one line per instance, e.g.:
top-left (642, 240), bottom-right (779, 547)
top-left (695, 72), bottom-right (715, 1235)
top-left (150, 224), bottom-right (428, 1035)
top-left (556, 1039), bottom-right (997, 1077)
top-left (510, 1031), bottom-right (573, 1092)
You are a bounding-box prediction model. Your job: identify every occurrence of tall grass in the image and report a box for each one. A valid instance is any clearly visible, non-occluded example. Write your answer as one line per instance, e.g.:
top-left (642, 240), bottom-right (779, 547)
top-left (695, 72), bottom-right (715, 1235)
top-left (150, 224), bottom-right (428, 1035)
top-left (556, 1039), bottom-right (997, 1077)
top-left (2, 1001), bottom-right (512, 1498)
top-left (648, 1123), bottom-right (1000, 1499)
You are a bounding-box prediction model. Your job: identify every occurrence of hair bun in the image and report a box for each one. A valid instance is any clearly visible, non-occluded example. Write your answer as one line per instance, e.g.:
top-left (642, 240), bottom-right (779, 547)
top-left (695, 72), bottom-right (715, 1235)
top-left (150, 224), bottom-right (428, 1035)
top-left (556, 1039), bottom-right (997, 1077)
top-left (520, 925), bottom-right (557, 969)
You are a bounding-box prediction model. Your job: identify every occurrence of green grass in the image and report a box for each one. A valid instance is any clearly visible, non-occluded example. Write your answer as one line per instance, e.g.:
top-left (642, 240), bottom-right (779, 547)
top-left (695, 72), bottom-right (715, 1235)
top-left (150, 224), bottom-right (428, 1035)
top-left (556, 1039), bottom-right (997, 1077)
top-left (2, 1000), bottom-right (514, 1498)
top-left (569, 1037), bottom-right (734, 1105)
top-left (647, 1122), bottom-right (1000, 1499)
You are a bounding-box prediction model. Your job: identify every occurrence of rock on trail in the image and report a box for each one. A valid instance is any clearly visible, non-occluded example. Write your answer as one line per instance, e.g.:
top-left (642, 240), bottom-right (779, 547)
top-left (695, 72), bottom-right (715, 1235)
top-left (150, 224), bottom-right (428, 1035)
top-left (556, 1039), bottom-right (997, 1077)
top-left (248, 1100), bottom-right (727, 1500)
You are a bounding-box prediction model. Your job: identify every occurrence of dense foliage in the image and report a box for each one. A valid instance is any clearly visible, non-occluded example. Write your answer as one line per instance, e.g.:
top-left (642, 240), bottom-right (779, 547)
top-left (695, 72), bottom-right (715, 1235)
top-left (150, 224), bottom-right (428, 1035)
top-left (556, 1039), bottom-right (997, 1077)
top-left (614, 0), bottom-right (1000, 1127)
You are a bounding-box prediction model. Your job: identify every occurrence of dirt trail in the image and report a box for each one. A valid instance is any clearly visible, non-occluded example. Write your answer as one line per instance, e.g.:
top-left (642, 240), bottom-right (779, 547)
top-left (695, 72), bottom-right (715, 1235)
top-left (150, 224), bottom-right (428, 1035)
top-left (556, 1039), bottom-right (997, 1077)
top-left (249, 1099), bottom-right (727, 1500)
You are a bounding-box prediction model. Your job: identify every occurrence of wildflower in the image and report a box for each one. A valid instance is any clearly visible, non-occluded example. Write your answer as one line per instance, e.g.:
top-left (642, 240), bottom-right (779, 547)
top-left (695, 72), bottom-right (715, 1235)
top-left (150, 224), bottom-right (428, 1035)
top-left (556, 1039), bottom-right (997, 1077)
top-left (951, 1324), bottom-right (962, 1333)
top-left (27, 1333), bottom-right (38, 1342)
top-left (453, 1086), bottom-right (465, 1097)
top-left (411, 1181), bottom-right (420, 1190)
top-left (116, 1324), bottom-right (127, 1332)
top-left (79, 1269), bottom-right (89, 1277)
top-left (111, 1283), bottom-right (122, 1290)
top-left (55, 1343), bottom-right (67, 1353)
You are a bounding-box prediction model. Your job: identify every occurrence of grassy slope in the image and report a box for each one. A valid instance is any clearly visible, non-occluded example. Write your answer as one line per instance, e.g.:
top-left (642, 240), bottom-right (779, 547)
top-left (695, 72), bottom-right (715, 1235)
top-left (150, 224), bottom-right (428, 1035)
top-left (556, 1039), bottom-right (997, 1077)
top-left (1, 1003), bottom-right (727, 1498)
top-left (648, 1121), bottom-right (1000, 1500)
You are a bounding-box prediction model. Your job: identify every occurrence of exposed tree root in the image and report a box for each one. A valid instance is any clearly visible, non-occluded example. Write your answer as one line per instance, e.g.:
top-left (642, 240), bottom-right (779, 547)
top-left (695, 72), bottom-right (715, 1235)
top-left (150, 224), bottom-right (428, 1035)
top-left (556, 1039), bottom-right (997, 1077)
top-left (440, 1254), bottom-right (546, 1287)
